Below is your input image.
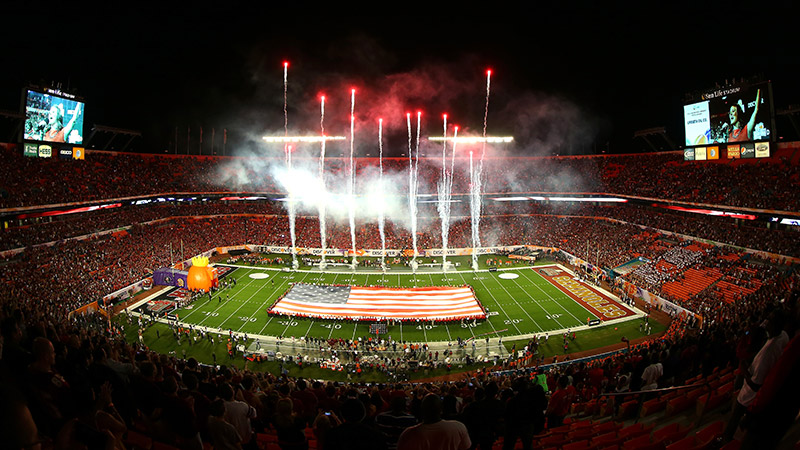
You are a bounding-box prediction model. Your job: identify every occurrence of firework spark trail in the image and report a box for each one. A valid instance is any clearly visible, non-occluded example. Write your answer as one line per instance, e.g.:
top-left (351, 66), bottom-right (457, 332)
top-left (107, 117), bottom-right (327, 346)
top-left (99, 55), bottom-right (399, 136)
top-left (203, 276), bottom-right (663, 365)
top-left (436, 115), bottom-right (449, 271)
top-left (412, 112), bottom-right (422, 266)
top-left (318, 95), bottom-right (327, 269)
top-left (348, 89), bottom-right (357, 268)
top-left (283, 62), bottom-right (298, 269)
top-left (443, 126), bottom-right (459, 270)
top-left (471, 70), bottom-right (492, 270)
top-left (378, 118), bottom-right (386, 268)
top-left (406, 113), bottom-right (416, 269)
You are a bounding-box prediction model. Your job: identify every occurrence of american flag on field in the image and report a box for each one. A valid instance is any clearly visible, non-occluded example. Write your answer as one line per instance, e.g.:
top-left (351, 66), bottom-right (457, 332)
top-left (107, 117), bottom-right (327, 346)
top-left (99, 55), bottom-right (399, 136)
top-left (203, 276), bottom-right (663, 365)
top-left (268, 284), bottom-right (486, 321)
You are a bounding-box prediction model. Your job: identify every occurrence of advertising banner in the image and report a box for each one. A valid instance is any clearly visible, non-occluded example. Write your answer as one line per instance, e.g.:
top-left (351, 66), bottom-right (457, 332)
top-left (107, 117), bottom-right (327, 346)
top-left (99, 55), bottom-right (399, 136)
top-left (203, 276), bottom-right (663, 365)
top-left (726, 144), bottom-right (741, 159)
top-left (38, 144), bottom-right (52, 158)
top-left (24, 143), bottom-right (38, 157)
top-left (695, 147), bottom-right (707, 160)
top-left (73, 147), bottom-right (85, 160)
top-left (741, 143), bottom-right (755, 158)
top-left (707, 146), bottom-right (719, 160)
top-left (755, 141), bottom-right (770, 158)
top-left (683, 148), bottom-right (695, 161)
top-left (59, 148), bottom-right (72, 159)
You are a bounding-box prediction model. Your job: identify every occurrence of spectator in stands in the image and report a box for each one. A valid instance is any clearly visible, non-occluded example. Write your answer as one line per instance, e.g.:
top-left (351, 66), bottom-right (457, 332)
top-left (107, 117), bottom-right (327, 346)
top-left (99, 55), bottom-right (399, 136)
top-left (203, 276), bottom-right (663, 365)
top-left (546, 375), bottom-right (576, 429)
top-left (640, 353), bottom-right (664, 391)
top-left (375, 396), bottom-right (418, 450)
top-left (273, 397), bottom-right (308, 450)
top-left (461, 382), bottom-right (504, 450)
top-left (503, 377), bottom-right (546, 450)
top-left (208, 399), bottom-right (243, 450)
top-left (324, 398), bottom-right (387, 450)
top-left (723, 308), bottom-right (789, 442)
top-left (291, 378), bottom-right (318, 425)
top-left (0, 385), bottom-right (42, 450)
top-left (397, 394), bottom-right (470, 450)
top-left (739, 301), bottom-right (800, 449)
top-left (219, 383), bottom-right (257, 449)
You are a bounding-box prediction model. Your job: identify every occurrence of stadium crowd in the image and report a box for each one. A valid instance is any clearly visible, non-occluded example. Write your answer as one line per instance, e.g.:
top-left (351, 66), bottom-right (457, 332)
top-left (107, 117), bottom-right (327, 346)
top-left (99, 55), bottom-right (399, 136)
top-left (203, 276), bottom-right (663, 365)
top-left (2, 144), bottom-right (799, 210)
top-left (1, 255), bottom-right (797, 449)
top-left (1, 144), bottom-right (800, 449)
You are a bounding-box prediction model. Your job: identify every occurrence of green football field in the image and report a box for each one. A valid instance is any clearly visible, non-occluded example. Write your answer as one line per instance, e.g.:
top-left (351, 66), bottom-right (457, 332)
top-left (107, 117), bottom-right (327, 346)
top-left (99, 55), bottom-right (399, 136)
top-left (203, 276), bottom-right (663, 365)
top-left (150, 256), bottom-right (640, 345)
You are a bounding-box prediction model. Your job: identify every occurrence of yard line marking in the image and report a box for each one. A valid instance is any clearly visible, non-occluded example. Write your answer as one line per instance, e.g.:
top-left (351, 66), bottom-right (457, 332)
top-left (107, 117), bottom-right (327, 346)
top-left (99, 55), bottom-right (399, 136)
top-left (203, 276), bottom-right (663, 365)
top-left (467, 272), bottom-right (524, 335)
top-left (519, 268), bottom-right (597, 325)
top-left (238, 269), bottom-right (307, 332)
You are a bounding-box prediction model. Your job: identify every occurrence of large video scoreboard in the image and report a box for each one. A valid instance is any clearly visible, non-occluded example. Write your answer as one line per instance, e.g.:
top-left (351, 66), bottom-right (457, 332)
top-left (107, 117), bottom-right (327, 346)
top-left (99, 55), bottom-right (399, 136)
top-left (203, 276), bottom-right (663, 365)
top-left (23, 87), bottom-right (85, 145)
top-left (683, 81), bottom-right (775, 160)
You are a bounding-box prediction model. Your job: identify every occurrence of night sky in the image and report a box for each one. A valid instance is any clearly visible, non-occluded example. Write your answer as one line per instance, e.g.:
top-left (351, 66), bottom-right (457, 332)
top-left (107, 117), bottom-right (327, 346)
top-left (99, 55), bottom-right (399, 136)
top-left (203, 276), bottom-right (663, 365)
top-left (3, 4), bottom-right (799, 156)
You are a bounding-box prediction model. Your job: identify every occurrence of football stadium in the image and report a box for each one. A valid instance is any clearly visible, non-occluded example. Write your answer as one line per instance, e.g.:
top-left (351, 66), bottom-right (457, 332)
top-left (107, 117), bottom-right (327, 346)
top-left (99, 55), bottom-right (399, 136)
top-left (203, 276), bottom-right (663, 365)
top-left (1, 8), bottom-right (799, 450)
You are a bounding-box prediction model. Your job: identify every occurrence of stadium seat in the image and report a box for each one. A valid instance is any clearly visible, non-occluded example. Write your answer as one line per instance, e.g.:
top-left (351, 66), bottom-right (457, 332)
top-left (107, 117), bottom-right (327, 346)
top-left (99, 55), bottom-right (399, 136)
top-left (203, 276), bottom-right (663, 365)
top-left (568, 428), bottom-right (595, 441)
top-left (619, 423), bottom-right (654, 440)
top-left (592, 431), bottom-right (624, 448)
top-left (621, 433), bottom-right (660, 450)
top-left (693, 421), bottom-right (725, 450)
top-left (616, 399), bottom-right (640, 420)
top-left (592, 421), bottom-right (623, 435)
top-left (540, 434), bottom-right (570, 448)
top-left (665, 435), bottom-right (695, 450)
top-left (571, 419), bottom-right (594, 430)
top-left (639, 398), bottom-right (667, 418)
top-left (696, 383), bottom-right (733, 416)
top-left (650, 423), bottom-right (689, 447)
top-left (583, 399), bottom-right (601, 417)
top-left (256, 433), bottom-right (279, 450)
top-left (562, 440), bottom-right (590, 450)
top-left (665, 394), bottom-right (693, 417)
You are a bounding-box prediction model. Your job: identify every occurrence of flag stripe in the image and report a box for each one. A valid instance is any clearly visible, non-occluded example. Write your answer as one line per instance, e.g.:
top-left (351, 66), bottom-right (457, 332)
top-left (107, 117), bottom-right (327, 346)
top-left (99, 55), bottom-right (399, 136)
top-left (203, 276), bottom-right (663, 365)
top-left (270, 283), bottom-right (485, 320)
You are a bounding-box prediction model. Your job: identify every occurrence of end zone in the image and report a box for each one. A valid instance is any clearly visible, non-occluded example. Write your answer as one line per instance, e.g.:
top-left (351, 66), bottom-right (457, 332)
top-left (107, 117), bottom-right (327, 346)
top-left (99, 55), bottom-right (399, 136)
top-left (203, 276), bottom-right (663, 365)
top-left (535, 266), bottom-right (636, 321)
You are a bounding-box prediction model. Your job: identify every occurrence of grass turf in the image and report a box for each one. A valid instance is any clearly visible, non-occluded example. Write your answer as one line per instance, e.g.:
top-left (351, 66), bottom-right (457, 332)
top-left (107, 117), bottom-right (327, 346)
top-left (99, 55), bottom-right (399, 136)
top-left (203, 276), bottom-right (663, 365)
top-left (170, 257), bottom-right (617, 344)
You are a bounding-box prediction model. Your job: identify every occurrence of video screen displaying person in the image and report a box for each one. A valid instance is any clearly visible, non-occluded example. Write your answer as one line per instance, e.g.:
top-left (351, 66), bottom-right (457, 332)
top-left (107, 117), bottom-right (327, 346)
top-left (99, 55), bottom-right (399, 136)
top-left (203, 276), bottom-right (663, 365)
top-left (23, 90), bottom-right (84, 144)
top-left (683, 82), bottom-right (772, 146)
top-left (712, 89), bottom-right (766, 143)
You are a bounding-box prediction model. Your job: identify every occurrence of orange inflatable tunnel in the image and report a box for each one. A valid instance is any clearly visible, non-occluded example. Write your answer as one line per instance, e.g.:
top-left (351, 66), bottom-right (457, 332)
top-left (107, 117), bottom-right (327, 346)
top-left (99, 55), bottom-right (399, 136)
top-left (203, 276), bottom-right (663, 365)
top-left (187, 256), bottom-right (218, 292)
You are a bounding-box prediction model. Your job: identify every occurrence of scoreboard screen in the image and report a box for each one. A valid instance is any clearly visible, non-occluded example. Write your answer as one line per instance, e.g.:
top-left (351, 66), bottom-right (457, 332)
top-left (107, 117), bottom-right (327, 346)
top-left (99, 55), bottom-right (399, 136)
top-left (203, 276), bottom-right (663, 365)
top-left (684, 81), bottom-right (773, 147)
top-left (23, 89), bottom-right (85, 145)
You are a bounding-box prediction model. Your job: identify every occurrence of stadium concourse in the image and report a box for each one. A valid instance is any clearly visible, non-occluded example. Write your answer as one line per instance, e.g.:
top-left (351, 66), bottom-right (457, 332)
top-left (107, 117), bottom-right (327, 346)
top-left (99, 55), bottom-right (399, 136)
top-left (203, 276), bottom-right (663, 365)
top-left (1, 145), bottom-right (799, 449)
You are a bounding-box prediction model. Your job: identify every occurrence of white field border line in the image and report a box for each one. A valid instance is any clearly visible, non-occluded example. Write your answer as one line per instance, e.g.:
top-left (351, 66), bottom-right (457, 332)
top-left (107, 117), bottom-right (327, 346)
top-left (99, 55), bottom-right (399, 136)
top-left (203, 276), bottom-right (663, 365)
top-left (516, 268), bottom-right (593, 327)
top-left (487, 266), bottom-right (551, 331)
top-left (239, 269), bottom-right (309, 333)
top-left (467, 272), bottom-right (525, 335)
top-left (258, 271), bottom-right (309, 336)
top-left (219, 276), bottom-right (275, 331)
top-left (430, 272), bottom-right (475, 341)
top-left (278, 271), bottom-right (315, 338)
top-left (456, 271), bottom-right (499, 337)
top-left (195, 270), bottom-right (268, 326)
top-left (127, 287), bottom-right (174, 311)
top-left (181, 268), bottom-right (252, 322)
top-left (134, 264), bottom-right (646, 348)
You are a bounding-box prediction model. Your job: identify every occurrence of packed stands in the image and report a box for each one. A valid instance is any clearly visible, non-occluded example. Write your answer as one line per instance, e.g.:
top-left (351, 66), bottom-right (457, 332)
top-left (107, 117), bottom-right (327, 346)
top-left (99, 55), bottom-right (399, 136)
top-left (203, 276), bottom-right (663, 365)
top-left (1, 144), bottom-right (799, 449)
